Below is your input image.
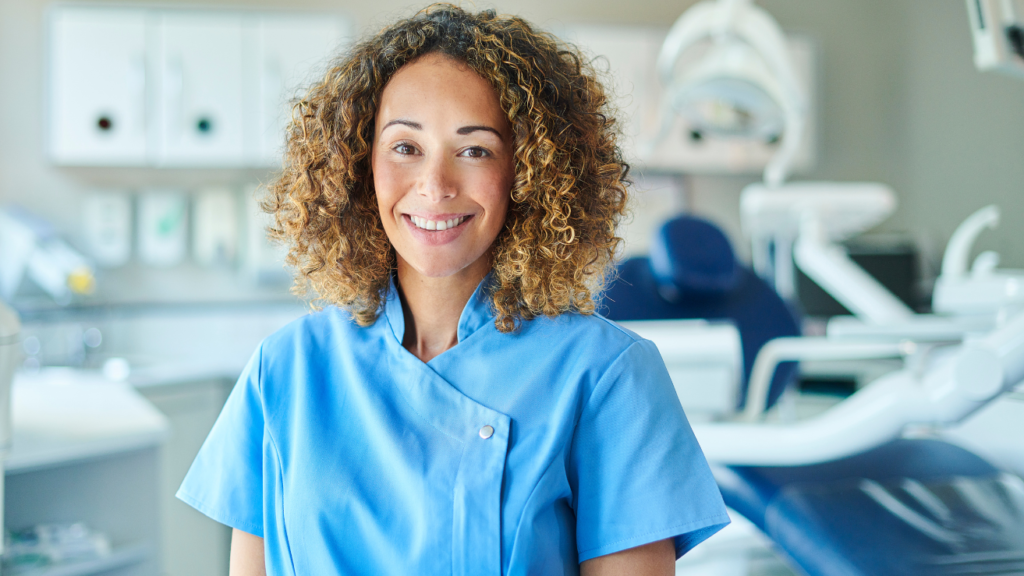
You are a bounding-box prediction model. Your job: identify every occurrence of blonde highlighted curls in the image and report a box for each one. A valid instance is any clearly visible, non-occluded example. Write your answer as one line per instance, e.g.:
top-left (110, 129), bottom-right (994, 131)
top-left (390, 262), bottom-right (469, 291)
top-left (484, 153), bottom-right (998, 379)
top-left (264, 4), bottom-right (629, 332)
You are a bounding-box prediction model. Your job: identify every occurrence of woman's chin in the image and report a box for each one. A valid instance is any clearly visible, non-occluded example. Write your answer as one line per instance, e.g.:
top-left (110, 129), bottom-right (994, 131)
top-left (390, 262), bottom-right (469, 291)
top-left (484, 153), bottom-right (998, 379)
top-left (399, 252), bottom-right (492, 282)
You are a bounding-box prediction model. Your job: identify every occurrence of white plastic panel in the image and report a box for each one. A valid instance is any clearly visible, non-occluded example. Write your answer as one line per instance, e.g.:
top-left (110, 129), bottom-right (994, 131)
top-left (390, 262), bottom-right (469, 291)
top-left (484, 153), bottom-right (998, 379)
top-left (561, 25), bottom-right (816, 175)
top-left (192, 187), bottom-right (239, 267)
top-left (48, 7), bottom-right (148, 165)
top-left (248, 14), bottom-right (350, 166)
top-left (137, 191), bottom-right (188, 267)
top-left (154, 13), bottom-right (245, 166)
top-left (82, 193), bottom-right (132, 268)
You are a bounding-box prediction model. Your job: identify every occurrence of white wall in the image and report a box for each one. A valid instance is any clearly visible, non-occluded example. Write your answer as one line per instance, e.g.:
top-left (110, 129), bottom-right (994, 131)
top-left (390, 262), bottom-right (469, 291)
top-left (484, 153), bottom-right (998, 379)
top-left (1, 0), bottom-right (1022, 306)
top-left (891, 1), bottom-right (1024, 267)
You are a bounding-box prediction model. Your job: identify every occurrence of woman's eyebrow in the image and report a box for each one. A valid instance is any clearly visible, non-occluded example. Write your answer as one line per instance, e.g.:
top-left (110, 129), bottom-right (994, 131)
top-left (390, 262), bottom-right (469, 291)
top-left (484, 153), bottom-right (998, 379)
top-left (457, 125), bottom-right (502, 137)
top-left (382, 119), bottom-right (421, 132)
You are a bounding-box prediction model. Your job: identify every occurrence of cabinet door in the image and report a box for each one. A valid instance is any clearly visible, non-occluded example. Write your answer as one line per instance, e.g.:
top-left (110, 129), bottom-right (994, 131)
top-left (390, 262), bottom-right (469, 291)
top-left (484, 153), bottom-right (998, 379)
top-left (139, 380), bottom-right (233, 576)
top-left (48, 7), bottom-right (148, 166)
top-left (248, 15), bottom-right (349, 166)
top-left (155, 13), bottom-right (245, 166)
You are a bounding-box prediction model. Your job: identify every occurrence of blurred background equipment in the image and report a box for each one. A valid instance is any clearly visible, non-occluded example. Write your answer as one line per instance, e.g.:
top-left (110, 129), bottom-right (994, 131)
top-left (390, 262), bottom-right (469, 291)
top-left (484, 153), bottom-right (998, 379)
top-left (192, 188), bottom-right (239, 268)
top-left (0, 207), bottom-right (95, 305)
top-left (136, 192), bottom-right (187, 268)
top-left (651, 0), bottom-right (807, 186)
top-left (967, 0), bottom-right (1024, 78)
top-left (0, 300), bottom-right (20, 558)
top-left (559, 14), bottom-right (816, 178)
top-left (81, 193), bottom-right (132, 268)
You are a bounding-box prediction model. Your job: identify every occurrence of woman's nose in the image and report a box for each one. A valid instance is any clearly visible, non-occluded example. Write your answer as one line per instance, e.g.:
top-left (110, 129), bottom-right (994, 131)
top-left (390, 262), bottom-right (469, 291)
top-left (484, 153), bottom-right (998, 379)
top-left (417, 156), bottom-right (457, 202)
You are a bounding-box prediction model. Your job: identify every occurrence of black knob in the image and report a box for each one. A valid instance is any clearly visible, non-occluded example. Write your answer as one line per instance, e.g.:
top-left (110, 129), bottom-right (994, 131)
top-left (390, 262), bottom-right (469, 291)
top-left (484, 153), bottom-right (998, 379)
top-left (196, 117), bottom-right (214, 134)
top-left (97, 116), bottom-right (113, 131)
top-left (1007, 25), bottom-right (1024, 59)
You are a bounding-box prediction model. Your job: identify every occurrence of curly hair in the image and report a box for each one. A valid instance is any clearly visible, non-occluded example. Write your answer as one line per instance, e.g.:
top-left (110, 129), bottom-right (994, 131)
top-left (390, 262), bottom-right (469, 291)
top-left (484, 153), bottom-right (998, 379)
top-left (264, 3), bottom-right (629, 332)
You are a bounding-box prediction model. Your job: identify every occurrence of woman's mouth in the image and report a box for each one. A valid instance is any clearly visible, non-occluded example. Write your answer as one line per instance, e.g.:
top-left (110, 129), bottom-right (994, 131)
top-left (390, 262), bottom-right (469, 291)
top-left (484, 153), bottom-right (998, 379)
top-left (402, 213), bottom-right (474, 246)
top-left (407, 214), bottom-right (470, 231)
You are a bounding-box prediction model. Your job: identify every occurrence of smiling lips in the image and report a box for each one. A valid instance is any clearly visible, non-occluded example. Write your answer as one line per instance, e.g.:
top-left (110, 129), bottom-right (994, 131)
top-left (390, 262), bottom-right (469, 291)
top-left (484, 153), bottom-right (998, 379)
top-left (402, 213), bottom-right (473, 246)
top-left (408, 214), bottom-right (469, 231)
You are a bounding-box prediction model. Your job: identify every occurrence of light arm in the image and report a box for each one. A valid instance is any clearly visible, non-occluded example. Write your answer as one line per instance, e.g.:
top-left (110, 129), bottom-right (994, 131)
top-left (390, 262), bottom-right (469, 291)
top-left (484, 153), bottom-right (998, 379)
top-left (229, 528), bottom-right (266, 576)
top-left (580, 538), bottom-right (676, 576)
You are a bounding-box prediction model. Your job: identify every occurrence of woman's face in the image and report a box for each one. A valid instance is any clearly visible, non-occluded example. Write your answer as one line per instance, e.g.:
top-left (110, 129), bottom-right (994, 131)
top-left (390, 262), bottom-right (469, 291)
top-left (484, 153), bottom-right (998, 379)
top-left (372, 53), bottom-right (514, 280)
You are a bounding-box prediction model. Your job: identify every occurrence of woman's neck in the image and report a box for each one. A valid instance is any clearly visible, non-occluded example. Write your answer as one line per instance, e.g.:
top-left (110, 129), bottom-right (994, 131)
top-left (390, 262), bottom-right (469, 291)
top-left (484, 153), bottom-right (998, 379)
top-left (396, 255), bottom-right (490, 363)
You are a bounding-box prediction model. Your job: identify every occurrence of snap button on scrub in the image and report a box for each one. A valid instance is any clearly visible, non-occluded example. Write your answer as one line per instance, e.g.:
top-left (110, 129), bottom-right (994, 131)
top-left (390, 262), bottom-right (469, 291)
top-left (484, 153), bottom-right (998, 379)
top-left (479, 425), bottom-right (494, 439)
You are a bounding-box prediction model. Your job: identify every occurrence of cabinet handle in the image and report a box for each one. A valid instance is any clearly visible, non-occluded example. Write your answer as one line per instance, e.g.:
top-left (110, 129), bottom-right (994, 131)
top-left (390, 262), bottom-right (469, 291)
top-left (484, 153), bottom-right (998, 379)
top-left (195, 116), bottom-right (214, 135)
top-left (96, 115), bottom-right (114, 132)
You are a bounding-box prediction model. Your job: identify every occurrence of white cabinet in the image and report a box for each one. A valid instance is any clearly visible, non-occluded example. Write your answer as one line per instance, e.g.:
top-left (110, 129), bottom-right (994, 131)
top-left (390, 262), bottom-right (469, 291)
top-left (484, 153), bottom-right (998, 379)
top-left (155, 13), bottom-right (246, 166)
top-left (47, 7), bottom-right (349, 168)
top-left (5, 374), bottom-right (169, 576)
top-left (249, 16), bottom-right (349, 165)
top-left (48, 8), bottom-right (148, 166)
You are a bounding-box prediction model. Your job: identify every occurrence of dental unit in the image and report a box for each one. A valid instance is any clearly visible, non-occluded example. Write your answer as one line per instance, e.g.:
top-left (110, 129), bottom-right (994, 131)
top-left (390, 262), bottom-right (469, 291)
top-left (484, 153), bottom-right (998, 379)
top-left (605, 0), bottom-right (1024, 573)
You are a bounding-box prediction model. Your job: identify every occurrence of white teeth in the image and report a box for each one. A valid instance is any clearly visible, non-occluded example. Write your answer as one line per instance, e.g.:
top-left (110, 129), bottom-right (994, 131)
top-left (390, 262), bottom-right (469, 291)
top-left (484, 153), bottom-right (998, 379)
top-left (410, 215), bottom-right (466, 231)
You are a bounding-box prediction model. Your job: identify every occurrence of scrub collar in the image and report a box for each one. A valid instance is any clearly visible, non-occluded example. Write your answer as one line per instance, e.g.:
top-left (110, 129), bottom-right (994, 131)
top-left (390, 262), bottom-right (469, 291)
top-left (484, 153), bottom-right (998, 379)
top-left (383, 272), bottom-right (496, 346)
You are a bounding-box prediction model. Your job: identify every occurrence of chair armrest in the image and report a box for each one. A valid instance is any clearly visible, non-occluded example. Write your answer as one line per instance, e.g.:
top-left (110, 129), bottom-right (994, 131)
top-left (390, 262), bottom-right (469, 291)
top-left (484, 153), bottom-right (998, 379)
top-left (742, 337), bottom-right (914, 421)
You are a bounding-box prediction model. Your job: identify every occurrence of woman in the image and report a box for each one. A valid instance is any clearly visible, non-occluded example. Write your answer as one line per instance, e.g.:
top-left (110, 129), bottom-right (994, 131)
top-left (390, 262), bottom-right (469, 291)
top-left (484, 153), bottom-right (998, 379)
top-left (177, 5), bottom-right (729, 575)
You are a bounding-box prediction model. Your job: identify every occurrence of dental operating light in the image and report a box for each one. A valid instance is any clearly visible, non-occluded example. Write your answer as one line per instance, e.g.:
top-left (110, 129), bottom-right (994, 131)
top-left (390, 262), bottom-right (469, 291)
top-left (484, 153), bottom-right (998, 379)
top-left (655, 0), bottom-right (807, 187)
top-left (967, 0), bottom-right (1024, 78)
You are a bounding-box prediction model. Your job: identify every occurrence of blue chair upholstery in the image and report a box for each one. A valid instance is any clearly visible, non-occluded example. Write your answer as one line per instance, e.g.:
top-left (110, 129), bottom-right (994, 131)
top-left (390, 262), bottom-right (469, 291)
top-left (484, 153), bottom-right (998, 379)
top-left (716, 439), bottom-right (1024, 576)
top-left (603, 215), bottom-right (1024, 576)
top-left (602, 215), bottom-right (800, 410)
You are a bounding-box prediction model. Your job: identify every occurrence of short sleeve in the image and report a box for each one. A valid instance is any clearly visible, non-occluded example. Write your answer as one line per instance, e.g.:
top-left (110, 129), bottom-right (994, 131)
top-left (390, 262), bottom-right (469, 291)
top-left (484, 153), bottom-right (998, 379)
top-left (176, 344), bottom-right (265, 538)
top-left (569, 339), bottom-right (730, 562)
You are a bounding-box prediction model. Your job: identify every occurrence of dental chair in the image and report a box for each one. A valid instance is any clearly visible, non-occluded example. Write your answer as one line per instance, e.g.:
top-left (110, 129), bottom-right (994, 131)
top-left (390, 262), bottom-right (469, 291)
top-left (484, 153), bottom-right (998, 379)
top-left (603, 215), bottom-right (1024, 576)
top-left (603, 214), bottom-right (800, 410)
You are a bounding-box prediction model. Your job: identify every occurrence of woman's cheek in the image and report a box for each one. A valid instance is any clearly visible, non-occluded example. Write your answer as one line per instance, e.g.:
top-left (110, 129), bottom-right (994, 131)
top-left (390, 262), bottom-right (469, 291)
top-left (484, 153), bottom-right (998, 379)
top-left (373, 163), bottom-right (403, 223)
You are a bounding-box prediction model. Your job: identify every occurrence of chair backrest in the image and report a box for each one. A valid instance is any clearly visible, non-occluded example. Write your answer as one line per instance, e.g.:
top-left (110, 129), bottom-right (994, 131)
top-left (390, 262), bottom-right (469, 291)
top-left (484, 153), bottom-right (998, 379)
top-left (603, 215), bottom-right (800, 411)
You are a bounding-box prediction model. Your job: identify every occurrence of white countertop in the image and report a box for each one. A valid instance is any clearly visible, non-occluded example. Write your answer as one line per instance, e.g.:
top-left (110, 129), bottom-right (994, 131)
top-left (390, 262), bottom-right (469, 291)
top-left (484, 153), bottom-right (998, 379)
top-left (7, 370), bottom-right (170, 474)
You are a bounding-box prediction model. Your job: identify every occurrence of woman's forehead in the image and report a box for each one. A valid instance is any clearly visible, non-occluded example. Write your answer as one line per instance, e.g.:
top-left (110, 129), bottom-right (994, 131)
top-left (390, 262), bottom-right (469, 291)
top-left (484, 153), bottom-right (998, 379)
top-left (376, 54), bottom-right (510, 136)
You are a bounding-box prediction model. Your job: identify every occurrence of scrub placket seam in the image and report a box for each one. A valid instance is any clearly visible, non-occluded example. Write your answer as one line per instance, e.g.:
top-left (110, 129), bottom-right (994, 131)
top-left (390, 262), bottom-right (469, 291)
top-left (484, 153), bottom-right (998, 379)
top-left (267, 426), bottom-right (298, 576)
top-left (452, 442), bottom-right (470, 576)
top-left (259, 343), bottom-right (299, 576)
top-left (505, 447), bottom-right (568, 568)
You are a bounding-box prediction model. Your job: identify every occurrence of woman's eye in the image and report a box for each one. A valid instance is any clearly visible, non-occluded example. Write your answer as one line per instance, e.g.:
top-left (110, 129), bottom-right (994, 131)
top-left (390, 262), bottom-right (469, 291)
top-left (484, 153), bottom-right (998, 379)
top-left (393, 143), bottom-right (417, 155)
top-left (460, 147), bottom-right (490, 158)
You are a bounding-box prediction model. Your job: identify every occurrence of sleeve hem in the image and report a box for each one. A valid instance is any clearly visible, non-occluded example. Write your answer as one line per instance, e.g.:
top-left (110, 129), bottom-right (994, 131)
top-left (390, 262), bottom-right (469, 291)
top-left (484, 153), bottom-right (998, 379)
top-left (576, 513), bottom-right (731, 563)
top-left (176, 489), bottom-right (265, 539)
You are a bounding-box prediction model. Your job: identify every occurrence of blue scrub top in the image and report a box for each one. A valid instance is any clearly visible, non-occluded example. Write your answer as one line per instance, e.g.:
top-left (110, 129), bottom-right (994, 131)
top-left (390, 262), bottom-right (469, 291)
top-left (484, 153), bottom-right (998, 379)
top-left (177, 276), bottom-right (729, 575)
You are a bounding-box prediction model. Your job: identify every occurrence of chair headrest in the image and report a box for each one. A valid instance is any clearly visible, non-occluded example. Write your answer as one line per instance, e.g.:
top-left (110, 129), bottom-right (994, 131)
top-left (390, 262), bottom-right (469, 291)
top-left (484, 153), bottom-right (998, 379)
top-left (650, 215), bottom-right (741, 299)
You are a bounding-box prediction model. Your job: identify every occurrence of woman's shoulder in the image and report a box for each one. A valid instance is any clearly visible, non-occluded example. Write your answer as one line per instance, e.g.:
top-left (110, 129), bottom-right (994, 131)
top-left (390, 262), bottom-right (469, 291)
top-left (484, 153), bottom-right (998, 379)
top-left (524, 310), bottom-right (652, 361)
top-left (261, 305), bottom-right (378, 356)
